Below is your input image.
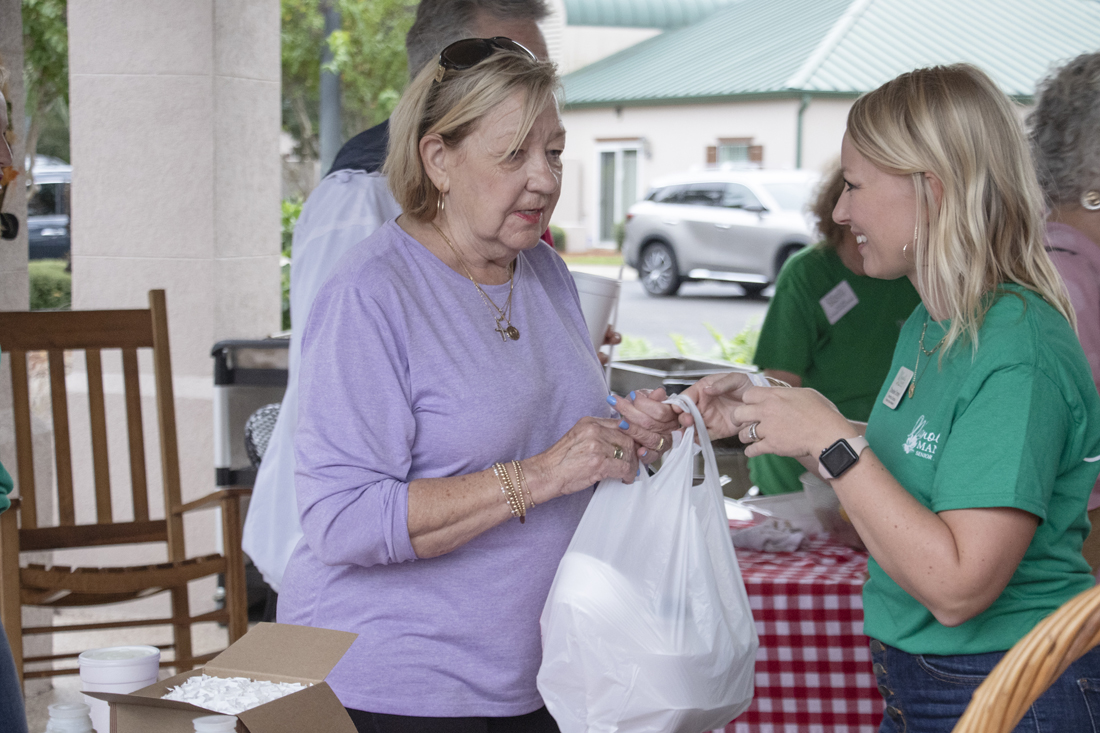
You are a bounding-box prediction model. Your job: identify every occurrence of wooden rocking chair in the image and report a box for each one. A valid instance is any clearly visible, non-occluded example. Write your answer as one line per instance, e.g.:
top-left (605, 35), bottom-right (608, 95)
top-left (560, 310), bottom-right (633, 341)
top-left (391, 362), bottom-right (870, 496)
top-left (0, 290), bottom-right (249, 686)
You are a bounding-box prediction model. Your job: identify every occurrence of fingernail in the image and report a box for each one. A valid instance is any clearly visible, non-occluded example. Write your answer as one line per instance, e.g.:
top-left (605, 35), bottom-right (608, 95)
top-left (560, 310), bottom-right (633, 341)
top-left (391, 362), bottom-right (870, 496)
top-left (606, 395), bottom-right (617, 406)
top-left (640, 448), bottom-right (648, 458)
top-left (619, 420), bottom-right (630, 430)
top-left (628, 391), bottom-right (636, 400)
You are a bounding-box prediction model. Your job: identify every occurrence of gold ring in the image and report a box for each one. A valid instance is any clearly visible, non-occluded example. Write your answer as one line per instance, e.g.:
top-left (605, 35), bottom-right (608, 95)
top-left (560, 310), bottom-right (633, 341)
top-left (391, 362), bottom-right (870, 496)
top-left (657, 437), bottom-right (666, 452)
top-left (613, 445), bottom-right (625, 460)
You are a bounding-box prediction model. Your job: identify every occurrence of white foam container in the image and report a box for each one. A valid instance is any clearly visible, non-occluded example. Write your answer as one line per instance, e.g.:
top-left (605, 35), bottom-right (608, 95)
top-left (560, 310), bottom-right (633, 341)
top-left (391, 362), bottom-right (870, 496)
top-left (571, 271), bottom-right (621, 349)
top-left (79, 646), bottom-right (160, 733)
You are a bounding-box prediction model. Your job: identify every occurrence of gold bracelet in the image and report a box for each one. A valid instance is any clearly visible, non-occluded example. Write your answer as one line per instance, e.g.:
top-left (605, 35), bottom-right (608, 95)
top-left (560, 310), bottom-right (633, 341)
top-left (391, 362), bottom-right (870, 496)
top-left (512, 459), bottom-right (535, 508)
top-left (493, 462), bottom-right (525, 523)
top-left (493, 463), bottom-right (518, 517)
top-left (508, 461), bottom-right (527, 523)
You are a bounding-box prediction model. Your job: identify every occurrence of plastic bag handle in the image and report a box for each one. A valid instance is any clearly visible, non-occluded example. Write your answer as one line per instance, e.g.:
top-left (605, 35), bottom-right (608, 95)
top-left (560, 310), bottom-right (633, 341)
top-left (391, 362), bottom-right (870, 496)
top-left (664, 393), bottom-right (723, 507)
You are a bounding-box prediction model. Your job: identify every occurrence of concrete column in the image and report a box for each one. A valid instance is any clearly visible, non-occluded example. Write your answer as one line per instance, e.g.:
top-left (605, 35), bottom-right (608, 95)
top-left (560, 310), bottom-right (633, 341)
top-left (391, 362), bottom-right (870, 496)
top-left (67, 0), bottom-right (281, 520)
top-left (0, 0), bottom-right (28, 312)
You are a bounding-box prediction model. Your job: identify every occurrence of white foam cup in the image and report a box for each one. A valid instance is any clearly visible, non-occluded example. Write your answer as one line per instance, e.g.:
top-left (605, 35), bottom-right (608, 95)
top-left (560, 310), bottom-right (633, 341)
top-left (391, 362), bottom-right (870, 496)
top-left (79, 646), bottom-right (160, 733)
top-left (571, 272), bottom-right (621, 350)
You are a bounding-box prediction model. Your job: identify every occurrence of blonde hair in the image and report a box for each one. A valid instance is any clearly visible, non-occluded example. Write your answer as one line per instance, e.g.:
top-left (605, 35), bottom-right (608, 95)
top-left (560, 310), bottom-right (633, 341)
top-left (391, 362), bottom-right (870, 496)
top-left (385, 47), bottom-right (559, 221)
top-left (847, 64), bottom-right (1074, 355)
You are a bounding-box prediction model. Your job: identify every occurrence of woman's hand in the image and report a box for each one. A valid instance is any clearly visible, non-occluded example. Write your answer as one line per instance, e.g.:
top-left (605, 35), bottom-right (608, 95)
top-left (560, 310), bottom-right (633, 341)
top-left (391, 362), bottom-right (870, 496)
top-left (734, 385), bottom-right (850, 460)
top-left (677, 372), bottom-right (756, 440)
top-left (608, 387), bottom-right (679, 464)
top-left (524, 417), bottom-right (642, 502)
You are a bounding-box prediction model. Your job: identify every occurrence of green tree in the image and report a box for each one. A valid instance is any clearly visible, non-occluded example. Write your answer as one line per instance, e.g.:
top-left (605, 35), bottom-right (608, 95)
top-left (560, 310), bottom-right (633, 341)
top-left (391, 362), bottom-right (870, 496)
top-left (281, 0), bottom-right (415, 163)
top-left (22, 0), bottom-right (69, 172)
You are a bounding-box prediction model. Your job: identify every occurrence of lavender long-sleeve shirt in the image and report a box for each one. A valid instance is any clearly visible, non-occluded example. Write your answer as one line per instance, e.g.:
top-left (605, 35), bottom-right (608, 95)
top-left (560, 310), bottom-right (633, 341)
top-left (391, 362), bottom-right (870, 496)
top-left (277, 220), bottom-right (612, 717)
top-left (1046, 221), bottom-right (1100, 510)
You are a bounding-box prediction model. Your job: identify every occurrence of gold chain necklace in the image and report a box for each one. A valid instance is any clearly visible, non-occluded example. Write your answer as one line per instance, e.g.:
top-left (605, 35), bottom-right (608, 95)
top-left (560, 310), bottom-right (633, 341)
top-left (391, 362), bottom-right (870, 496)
top-left (909, 320), bottom-right (946, 399)
top-left (431, 222), bottom-right (520, 342)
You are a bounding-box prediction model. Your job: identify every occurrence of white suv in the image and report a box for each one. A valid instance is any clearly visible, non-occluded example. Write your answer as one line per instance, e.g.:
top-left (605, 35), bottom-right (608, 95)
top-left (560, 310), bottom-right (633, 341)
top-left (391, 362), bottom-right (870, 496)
top-left (622, 169), bottom-right (819, 297)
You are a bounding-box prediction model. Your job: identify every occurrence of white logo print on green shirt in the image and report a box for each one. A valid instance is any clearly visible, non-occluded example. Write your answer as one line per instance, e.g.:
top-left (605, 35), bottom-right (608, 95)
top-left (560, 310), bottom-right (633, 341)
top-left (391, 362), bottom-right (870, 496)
top-left (903, 415), bottom-right (939, 460)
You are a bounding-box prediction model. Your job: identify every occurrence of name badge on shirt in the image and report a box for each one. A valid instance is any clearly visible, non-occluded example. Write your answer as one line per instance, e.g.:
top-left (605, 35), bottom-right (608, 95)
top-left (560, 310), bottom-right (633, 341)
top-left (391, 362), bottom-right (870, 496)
top-left (883, 366), bottom-right (914, 410)
top-left (820, 280), bottom-right (859, 325)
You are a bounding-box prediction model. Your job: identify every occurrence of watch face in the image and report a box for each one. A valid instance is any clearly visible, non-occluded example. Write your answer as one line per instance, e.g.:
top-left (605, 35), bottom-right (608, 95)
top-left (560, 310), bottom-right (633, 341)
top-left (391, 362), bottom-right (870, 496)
top-left (821, 440), bottom-right (858, 478)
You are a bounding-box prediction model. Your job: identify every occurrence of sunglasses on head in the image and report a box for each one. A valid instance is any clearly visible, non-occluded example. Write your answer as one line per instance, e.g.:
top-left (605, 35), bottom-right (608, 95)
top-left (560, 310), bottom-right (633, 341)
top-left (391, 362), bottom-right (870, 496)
top-left (434, 37), bottom-right (537, 83)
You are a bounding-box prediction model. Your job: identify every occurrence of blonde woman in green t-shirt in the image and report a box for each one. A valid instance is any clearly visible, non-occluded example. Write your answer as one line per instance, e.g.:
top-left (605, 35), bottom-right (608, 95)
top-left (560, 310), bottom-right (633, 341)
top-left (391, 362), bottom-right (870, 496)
top-left (750, 163), bottom-right (921, 495)
top-left (662, 64), bottom-right (1100, 732)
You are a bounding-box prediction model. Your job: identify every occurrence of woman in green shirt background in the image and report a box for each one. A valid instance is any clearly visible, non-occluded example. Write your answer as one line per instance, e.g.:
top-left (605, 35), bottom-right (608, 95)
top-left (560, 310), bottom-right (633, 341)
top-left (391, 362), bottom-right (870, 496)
top-left (750, 164), bottom-right (921, 495)
top-left (669, 64), bottom-right (1100, 731)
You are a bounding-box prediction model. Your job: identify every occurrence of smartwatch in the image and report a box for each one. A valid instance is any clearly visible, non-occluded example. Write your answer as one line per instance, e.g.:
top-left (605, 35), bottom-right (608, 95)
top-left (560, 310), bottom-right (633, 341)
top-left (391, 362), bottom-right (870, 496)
top-left (818, 436), bottom-right (870, 480)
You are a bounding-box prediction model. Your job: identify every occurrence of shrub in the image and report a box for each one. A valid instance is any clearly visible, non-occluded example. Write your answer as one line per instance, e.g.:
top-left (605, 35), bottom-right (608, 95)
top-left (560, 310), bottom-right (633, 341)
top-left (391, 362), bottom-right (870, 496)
top-left (548, 224), bottom-right (566, 252)
top-left (29, 259), bottom-right (71, 311)
top-left (668, 320), bottom-right (761, 365)
top-left (281, 198), bottom-right (303, 330)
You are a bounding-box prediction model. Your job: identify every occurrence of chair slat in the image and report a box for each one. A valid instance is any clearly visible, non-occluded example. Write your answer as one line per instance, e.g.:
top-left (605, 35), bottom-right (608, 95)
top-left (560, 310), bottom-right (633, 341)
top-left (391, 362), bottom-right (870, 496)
top-left (18, 519), bottom-right (168, 552)
top-left (21, 554), bottom-right (225, 594)
top-left (150, 290), bottom-right (185, 560)
top-left (9, 350), bottom-right (37, 528)
top-left (122, 348), bottom-right (149, 522)
top-left (85, 349), bottom-right (113, 524)
top-left (47, 349), bottom-right (75, 525)
top-left (0, 310), bottom-right (153, 351)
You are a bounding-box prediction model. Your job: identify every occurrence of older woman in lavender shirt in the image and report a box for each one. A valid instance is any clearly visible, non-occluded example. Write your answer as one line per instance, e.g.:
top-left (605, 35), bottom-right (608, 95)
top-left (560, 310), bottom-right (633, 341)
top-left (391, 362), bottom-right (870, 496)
top-left (1030, 53), bottom-right (1100, 514)
top-left (277, 39), bottom-right (675, 733)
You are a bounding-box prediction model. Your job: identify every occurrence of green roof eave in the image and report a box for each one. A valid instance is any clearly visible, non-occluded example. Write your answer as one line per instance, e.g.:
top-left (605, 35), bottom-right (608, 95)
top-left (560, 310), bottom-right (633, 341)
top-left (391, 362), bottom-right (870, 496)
top-left (562, 89), bottom-right (863, 111)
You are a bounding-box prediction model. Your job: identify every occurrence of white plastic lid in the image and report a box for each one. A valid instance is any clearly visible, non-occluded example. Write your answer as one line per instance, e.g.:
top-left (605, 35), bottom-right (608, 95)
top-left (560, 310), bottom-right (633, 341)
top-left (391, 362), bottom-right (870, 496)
top-left (192, 714), bottom-right (238, 732)
top-left (78, 645), bottom-right (160, 665)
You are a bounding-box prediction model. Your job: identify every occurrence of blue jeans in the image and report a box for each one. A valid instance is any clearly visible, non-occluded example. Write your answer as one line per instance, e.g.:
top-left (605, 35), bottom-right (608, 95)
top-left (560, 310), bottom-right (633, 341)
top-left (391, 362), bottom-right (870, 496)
top-left (871, 639), bottom-right (1100, 732)
top-left (0, 628), bottom-right (27, 733)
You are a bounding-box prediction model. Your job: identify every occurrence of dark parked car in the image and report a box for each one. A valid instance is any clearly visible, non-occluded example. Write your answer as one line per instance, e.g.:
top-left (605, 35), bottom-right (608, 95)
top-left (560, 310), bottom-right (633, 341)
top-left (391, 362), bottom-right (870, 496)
top-left (622, 169), bottom-right (819, 297)
top-left (26, 156), bottom-right (71, 260)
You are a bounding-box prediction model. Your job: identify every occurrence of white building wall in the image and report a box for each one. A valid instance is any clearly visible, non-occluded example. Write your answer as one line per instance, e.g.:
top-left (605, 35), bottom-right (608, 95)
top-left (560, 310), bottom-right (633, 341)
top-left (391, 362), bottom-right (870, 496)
top-left (558, 27), bottom-right (662, 75)
top-left (558, 97), bottom-right (855, 248)
top-left (540, 0), bottom-right (663, 75)
top-left (800, 97), bottom-right (857, 172)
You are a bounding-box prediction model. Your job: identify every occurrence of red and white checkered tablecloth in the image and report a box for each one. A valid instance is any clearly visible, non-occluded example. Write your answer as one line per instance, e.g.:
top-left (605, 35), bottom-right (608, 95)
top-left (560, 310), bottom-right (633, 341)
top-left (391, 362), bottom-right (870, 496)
top-left (724, 526), bottom-right (884, 733)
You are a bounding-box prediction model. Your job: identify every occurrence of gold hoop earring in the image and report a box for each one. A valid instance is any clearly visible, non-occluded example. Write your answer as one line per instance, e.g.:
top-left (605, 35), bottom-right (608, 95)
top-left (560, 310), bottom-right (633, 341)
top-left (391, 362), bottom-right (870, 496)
top-left (1083, 190), bottom-right (1100, 211)
top-left (903, 222), bottom-right (916, 264)
top-left (436, 191), bottom-right (446, 219)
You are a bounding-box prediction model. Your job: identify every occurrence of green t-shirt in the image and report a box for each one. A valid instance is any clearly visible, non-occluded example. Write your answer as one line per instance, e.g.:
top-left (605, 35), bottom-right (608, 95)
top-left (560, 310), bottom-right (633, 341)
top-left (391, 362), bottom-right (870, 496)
top-left (863, 286), bottom-right (1100, 655)
top-left (0, 460), bottom-right (11, 514)
top-left (750, 245), bottom-right (921, 494)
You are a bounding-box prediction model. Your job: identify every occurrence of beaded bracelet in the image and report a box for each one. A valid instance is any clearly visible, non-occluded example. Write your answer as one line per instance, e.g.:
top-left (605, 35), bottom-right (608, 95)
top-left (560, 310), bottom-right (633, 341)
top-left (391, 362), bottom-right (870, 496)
top-left (493, 462), bottom-right (526, 523)
top-left (512, 460), bottom-right (535, 508)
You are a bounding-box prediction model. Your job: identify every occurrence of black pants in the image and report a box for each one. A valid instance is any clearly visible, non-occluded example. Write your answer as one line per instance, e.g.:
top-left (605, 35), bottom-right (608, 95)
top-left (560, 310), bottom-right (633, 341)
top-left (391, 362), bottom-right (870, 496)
top-left (345, 707), bottom-right (560, 733)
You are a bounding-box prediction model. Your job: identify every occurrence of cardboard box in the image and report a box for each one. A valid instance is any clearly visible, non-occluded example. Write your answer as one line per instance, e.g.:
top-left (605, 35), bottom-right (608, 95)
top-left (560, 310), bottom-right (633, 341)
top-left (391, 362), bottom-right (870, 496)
top-left (87, 622), bottom-right (358, 733)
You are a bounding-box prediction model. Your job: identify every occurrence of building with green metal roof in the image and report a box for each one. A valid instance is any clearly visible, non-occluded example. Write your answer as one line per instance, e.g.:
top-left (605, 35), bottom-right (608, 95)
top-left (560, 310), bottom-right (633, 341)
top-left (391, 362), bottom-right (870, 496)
top-left (562, 0), bottom-right (742, 29)
top-left (551, 0), bottom-right (1100, 249)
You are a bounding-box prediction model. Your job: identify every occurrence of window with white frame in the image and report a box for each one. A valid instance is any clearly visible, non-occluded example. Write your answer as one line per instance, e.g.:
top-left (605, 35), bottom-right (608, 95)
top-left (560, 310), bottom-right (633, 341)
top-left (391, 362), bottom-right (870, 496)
top-left (596, 140), bottom-right (643, 245)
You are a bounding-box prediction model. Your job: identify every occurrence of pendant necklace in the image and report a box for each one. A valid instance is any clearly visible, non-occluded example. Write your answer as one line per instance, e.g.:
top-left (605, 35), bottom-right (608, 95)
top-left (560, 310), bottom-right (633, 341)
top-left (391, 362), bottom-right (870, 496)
top-left (909, 320), bottom-right (946, 399)
top-left (431, 222), bottom-right (520, 342)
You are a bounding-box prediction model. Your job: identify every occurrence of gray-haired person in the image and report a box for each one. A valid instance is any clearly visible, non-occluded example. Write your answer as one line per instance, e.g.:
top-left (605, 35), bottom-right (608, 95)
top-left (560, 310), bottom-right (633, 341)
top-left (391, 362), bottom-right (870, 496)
top-left (242, 0), bottom-right (551, 606)
top-left (1029, 52), bottom-right (1100, 517)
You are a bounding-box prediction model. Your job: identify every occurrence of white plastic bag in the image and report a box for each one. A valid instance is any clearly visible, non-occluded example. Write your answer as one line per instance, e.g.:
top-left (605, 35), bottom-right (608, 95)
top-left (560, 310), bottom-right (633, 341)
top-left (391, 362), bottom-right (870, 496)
top-left (537, 393), bottom-right (758, 733)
